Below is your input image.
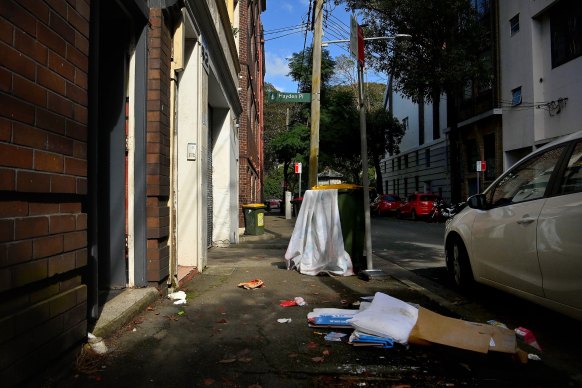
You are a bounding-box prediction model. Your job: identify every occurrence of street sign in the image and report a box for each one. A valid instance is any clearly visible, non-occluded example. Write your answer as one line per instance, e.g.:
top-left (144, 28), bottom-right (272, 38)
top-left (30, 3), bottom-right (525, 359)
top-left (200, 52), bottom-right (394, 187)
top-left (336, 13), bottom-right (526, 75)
top-left (294, 162), bottom-right (302, 174)
top-left (357, 24), bottom-right (365, 65)
top-left (350, 15), bottom-right (358, 59)
top-left (267, 92), bottom-right (311, 103)
top-left (349, 15), bottom-right (365, 65)
top-left (476, 161), bottom-right (486, 172)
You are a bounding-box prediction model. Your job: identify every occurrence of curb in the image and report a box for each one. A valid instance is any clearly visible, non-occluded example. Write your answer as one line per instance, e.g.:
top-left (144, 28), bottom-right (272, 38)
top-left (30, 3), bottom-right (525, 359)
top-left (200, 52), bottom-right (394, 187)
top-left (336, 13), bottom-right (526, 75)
top-left (92, 287), bottom-right (159, 338)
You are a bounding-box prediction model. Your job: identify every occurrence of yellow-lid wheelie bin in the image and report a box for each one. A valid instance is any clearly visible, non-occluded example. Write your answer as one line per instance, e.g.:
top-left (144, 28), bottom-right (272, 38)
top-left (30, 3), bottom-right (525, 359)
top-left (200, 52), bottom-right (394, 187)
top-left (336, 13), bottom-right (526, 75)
top-left (313, 184), bottom-right (365, 272)
top-left (242, 204), bottom-right (267, 235)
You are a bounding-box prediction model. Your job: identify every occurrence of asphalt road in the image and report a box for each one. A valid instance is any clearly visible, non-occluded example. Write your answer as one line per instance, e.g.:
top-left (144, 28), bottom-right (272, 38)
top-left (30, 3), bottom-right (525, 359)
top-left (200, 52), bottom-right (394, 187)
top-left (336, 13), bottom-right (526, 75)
top-left (370, 215), bottom-right (582, 385)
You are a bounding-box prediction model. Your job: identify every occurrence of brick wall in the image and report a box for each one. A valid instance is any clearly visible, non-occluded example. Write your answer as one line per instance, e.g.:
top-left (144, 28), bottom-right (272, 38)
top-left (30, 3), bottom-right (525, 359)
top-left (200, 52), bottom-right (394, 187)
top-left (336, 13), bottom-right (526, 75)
top-left (0, 0), bottom-right (90, 385)
top-left (146, 8), bottom-right (170, 286)
top-left (238, 0), bottom-right (263, 223)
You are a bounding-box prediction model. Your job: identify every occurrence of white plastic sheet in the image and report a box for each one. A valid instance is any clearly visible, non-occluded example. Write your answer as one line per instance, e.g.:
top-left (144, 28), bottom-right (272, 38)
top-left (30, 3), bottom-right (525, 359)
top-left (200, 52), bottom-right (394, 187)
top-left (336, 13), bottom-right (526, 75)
top-left (348, 292), bottom-right (419, 345)
top-left (285, 189), bottom-right (354, 276)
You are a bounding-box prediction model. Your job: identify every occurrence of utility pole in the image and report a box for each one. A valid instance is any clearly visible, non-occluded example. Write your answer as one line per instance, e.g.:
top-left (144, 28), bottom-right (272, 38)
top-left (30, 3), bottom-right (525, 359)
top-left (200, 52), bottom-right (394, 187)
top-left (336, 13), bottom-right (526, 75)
top-left (308, 0), bottom-right (323, 189)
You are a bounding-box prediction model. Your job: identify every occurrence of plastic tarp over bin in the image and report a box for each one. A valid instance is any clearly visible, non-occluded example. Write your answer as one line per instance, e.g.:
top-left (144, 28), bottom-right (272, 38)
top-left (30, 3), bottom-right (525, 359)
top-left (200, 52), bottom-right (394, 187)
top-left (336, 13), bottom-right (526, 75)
top-left (285, 189), bottom-right (354, 276)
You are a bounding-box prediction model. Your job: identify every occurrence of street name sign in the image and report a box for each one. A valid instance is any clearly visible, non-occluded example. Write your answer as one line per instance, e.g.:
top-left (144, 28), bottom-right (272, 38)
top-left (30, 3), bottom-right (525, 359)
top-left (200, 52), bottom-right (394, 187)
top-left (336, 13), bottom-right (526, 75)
top-left (267, 92), bottom-right (311, 103)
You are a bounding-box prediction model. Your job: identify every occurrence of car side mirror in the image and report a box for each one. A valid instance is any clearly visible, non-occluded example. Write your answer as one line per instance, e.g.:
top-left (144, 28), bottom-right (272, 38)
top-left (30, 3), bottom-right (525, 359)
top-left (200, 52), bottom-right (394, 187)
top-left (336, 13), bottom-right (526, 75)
top-left (467, 194), bottom-right (487, 210)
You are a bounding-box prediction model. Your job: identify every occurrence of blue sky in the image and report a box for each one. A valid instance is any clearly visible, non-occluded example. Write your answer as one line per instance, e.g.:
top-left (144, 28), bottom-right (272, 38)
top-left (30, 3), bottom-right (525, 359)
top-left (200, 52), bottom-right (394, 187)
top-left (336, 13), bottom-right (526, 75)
top-left (262, 1), bottom-right (386, 92)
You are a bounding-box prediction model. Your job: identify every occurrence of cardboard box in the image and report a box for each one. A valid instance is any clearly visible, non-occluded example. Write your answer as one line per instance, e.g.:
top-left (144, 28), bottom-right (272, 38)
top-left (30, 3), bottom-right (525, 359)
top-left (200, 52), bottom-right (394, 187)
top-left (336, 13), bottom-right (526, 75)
top-left (408, 307), bottom-right (516, 354)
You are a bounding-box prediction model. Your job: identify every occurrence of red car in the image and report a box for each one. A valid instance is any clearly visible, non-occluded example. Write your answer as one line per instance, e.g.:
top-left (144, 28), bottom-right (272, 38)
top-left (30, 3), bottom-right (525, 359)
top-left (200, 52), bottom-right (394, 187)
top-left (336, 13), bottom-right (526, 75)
top-left (397, 193), bottom-right (438, 220)
top-left (371, 194), bottom-right (402, 216)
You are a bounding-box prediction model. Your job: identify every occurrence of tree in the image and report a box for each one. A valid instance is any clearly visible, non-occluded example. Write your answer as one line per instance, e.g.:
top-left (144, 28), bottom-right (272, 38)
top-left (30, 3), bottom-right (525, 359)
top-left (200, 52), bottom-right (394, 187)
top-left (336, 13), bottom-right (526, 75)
top-left (266, 123), bottom-right (310, 197)
top-left (339, 0), bottom-right (491, 201)
top-left (367, 108), bottom-right (405, 194)
top-left (319, 87), bottom-right (360, 182)
top-left (288, 47), bottom-right (337, 93)
top-left (263, 83), bottom-right (291, 173)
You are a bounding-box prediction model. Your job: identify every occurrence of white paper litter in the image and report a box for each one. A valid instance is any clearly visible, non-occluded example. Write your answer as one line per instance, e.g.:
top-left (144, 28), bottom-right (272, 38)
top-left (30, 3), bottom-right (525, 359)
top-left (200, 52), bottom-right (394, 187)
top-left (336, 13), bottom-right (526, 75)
top-left (168, 291), bottom-right (187, 305)
top-left (277, 318), bottom-right (292, 323)
top-left (348, 292), bottom-right (418, 345)
top-left (87, 333), bottom-right (108, 354)
top-left (168, 291), bottom-right (186, 300)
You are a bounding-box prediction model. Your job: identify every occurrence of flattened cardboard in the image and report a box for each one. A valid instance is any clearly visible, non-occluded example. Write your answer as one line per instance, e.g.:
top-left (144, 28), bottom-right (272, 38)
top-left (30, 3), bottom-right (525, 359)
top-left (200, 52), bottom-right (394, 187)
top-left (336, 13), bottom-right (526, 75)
top-left (409, 307), bottom-right (516, 354)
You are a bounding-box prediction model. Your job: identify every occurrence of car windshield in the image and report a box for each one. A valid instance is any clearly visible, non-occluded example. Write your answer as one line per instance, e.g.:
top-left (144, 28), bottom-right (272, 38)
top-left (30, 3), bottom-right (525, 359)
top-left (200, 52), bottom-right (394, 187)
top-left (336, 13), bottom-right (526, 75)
top-left (383, 195), bottom-right (400, 201)
top-left (419, 195), bottom-right (436, 201)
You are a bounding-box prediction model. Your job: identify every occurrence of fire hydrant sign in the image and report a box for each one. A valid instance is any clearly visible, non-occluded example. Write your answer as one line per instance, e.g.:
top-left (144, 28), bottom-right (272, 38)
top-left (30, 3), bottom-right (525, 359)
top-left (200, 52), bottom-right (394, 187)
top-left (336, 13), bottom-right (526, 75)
top-left (294, 162), bottom-right (302, 174)
top-left (476, 161), bottom-right (486, 172)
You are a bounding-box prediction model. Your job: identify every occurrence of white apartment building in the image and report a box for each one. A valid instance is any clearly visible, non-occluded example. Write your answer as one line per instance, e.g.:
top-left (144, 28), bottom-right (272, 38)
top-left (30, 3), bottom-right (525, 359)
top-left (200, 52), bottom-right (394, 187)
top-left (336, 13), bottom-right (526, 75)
top-left (499, 0), bottom-right (582, 166)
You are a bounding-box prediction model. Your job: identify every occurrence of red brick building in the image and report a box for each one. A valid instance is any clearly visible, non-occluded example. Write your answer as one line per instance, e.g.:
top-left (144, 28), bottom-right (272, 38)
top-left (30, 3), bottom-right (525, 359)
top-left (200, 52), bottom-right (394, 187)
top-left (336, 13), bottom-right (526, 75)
top-left (237, 0), bottom-right (266, 223)
top-left (1, 0), bottom-right (262, 385)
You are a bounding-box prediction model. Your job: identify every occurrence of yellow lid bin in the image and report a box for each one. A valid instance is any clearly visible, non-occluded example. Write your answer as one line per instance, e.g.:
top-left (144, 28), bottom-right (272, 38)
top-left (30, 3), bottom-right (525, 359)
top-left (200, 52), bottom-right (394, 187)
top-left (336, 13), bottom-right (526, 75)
top-left (242, 203), bottom-right (267, 235)
top-left (310, 184), bottom-right (365, 272)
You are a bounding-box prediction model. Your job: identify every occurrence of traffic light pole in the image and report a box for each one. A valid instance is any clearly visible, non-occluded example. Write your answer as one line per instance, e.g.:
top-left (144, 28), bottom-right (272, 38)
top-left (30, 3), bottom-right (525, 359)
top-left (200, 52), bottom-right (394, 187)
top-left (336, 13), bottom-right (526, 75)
top-left (356, 61), bottom-right (377, 276)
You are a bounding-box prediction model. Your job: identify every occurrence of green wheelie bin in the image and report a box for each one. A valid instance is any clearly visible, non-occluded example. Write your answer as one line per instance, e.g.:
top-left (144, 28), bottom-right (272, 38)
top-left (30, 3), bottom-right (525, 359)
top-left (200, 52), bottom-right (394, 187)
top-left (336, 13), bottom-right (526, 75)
top-left (313, 184), bottom-right (365, 272)
top-left (242, 204), bottom-right (267, 235)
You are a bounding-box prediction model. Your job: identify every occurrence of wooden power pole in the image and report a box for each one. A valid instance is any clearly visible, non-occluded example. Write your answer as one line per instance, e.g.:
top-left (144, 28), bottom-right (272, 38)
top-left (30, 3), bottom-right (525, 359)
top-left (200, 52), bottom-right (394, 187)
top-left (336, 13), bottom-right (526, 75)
top-left (308, 0), bottom-right (324, 189)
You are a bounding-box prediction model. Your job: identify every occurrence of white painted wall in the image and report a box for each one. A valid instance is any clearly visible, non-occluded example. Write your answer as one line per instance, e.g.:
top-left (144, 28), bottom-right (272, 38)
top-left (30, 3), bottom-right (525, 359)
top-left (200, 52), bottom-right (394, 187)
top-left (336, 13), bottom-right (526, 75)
top-left (176, 40), bottom-right (208, 269)
top-left (211, 108), bottom-right (239, 246)
top-left (500, 0), bottom-right (582, 166)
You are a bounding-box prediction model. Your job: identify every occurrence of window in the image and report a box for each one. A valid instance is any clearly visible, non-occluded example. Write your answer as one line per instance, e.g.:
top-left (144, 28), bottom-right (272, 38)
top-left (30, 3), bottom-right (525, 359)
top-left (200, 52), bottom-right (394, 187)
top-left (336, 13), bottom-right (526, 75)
top-left (402, 117), bottom-right (409, 131)
top-left (511, 86), bottom-right (522, 106)
top-left (404, 154), bottom-right (409, 169)
top-left (425, 149), bottom-right (430, 167)
top-left (510, 14), bottom-right (519, 36)
top-left (415, 150), bottom-right (419, 167)
top-left (392, 159), bottom-right (395, 171)
top-left (415, 176), bottom-right (419, 192)
top-left (398, 156), bottom-right (402, 170)
top-left (559, 142), bottom-right (582, 195)
top-left (550, 0), bottom-right (582, 68)
top-left (489, 145), bottom-right (566, 206)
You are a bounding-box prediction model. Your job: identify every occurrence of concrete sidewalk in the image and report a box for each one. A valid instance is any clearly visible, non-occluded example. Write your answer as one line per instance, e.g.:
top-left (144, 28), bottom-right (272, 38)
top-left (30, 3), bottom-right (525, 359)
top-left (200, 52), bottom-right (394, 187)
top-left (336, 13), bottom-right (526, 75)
top-left (56, 211), bottom-right (572, 387)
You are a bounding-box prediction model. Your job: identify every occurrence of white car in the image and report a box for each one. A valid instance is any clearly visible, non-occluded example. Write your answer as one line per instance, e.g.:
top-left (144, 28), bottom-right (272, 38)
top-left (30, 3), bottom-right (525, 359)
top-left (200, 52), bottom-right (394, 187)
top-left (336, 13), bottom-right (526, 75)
top-left (445, 130), bottom-right (582, 320)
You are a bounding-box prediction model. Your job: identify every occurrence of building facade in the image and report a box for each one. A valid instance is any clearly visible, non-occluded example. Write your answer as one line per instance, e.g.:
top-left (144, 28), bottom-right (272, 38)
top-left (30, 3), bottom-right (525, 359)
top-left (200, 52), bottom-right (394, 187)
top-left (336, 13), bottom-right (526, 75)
top-left (237, 0), bottom-right (266, 227)
top-left (381, 76), bottom-right (450, 202)
top-left (381, 0), bottom-right (502, 204)
top-left (499, 0), bottom-right (582, 164)
top-left (1, 0), bottom-right (264, 385)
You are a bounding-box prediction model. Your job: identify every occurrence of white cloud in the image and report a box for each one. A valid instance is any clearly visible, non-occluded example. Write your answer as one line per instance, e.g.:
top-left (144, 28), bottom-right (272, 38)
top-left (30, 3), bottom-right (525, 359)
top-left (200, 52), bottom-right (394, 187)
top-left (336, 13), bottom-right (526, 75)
top-left (265, 53), bottom-right (290, 77)
top-left (280, 2), bottom-right (294, 12)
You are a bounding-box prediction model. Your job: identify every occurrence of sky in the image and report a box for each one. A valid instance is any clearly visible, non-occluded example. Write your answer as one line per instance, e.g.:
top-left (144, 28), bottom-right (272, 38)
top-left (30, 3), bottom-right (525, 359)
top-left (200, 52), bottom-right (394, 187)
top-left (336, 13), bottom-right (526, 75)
top-left (261, 0), bottom-right (386, 93)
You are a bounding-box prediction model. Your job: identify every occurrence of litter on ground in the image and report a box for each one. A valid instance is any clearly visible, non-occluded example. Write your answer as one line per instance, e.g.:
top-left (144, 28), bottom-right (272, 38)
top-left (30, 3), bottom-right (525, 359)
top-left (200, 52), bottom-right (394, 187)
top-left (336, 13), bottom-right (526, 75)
top-left (238, 279), bottom-right (264, 289)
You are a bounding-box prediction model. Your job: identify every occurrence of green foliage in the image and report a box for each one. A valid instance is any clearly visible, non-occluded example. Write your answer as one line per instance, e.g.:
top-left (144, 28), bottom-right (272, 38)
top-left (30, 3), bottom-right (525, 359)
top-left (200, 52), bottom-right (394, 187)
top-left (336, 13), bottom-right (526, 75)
top-left (340, 0), bottom-right (491, 101)
top-left (263, 83), bottom-right (291, 172)
top-left (288, 47), bottom-right (337, 93)
top-left (264, 165), bottom-right (285, 199)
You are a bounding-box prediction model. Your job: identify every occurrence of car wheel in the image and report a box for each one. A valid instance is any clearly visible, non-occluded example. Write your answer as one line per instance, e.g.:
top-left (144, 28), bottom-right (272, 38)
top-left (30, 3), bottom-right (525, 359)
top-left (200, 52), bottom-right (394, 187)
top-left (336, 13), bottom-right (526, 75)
top-left (447, 237), bottom-right (474, 289)
top-left (411, 210), bottom-right (417, 221)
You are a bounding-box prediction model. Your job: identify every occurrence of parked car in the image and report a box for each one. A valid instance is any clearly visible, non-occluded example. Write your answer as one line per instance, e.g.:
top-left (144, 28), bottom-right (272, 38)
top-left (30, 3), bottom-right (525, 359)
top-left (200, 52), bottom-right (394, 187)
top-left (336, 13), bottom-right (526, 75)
top-left (445, 130), bottom-right (582, 320)
top-left (396, 193), bottom-right (438, 220)
top-left (371, 194), bottom-right (402, 216)
top-left (265, 198), bottom-right (281, 210)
